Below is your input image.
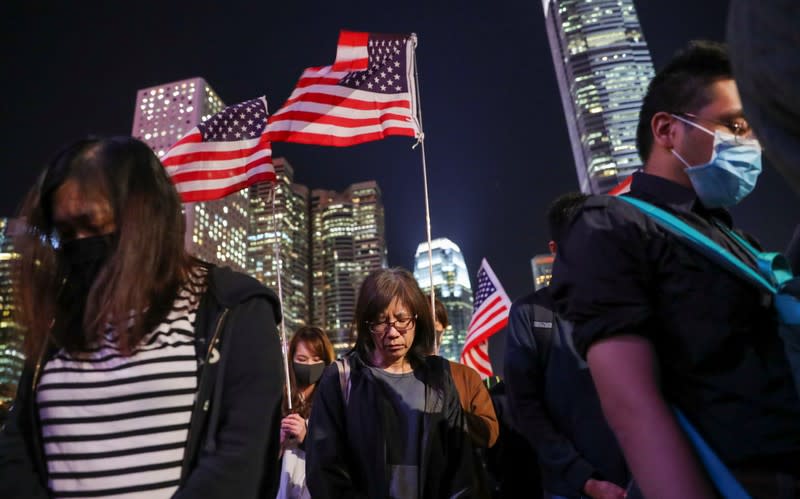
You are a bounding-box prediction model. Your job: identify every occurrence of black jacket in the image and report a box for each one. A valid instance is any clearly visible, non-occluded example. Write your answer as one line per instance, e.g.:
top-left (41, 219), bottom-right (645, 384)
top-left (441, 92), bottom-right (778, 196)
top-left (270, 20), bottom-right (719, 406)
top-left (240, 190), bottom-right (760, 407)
top-left (0, 265), bottom-right (284, 499)
top-left (505, 287), bottom-right (628, 497)
top-left (306, 352), bottom-right (485, 499)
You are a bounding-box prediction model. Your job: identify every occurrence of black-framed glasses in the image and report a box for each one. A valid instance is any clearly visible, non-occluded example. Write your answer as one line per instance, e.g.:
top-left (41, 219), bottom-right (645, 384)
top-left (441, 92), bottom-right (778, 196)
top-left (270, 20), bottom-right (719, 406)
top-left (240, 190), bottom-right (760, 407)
top-left (674, 112), bottom-right (753, 140)
top-left (366, 314), bottom-right (418, 335)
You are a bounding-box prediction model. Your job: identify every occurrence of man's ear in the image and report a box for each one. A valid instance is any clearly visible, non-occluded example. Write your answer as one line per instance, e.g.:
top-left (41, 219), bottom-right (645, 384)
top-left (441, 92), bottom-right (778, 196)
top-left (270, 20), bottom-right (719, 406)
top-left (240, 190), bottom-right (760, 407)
top-left (651, 111), bottom-right (679, 151)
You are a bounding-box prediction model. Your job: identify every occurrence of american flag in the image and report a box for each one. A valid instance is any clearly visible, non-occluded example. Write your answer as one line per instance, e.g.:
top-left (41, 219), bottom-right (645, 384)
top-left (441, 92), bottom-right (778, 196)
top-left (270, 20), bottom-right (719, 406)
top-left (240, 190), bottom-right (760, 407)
top-left (266, 30), bottom-right (421, 147)
top-left (461, 259), bottom-right (511, 379)
top-left (161, 96), bottom-right (275, 203)
top-left (609, 175), bottom-right (633, 196)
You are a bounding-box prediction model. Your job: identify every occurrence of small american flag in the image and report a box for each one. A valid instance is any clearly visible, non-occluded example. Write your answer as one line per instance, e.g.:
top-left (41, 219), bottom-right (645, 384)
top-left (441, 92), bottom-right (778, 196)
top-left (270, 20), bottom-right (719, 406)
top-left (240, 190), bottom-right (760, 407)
top-left (161, 96), bottom-right (275, 203)
top-left (266, 30), bottom-right (421, 146)
top-left (461, 259), bottom-right (511, 379)
top-left (609, 175), bottom-right (633, 196)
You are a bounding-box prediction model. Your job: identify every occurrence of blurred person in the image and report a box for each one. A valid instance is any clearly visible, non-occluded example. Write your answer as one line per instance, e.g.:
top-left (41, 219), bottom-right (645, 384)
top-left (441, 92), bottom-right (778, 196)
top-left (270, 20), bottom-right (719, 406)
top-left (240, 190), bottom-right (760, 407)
top-left (306, 267), bottom-right (485, 498)
top-left (276, 326), bottom-right (335, 499)
top-left (0, 137), bottom-right (284, 499)
top-left (433, 299), bottom-right (498, 449)
top-left (551, 41), bottom-right (800, 498)
top-left (788, 225), bottom-right (800, 275)
top-left (505, 192), bottom-right (628, 499)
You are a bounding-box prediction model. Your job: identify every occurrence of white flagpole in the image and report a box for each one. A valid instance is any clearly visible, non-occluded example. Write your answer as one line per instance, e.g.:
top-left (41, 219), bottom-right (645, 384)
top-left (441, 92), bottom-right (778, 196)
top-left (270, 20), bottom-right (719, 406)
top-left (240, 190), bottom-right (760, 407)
top-left (410, 34), bottom-right (437, 352)
top-left (269, 182), bottom-right (293, 410)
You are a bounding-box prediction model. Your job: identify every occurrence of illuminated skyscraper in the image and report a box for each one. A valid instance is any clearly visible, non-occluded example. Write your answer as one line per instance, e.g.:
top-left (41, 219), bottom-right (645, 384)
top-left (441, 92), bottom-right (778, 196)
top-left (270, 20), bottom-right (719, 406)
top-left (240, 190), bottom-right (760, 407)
top-left (413, 238), bottom-right (473, 362)
top-left (543, 0), bottom-right (655, 194)
top-left (132, 77), bottom-right (249, 271)
top-left (311, 182), bottom-right (387, 355)
top-left (0, 218), bottom-right (24, 421)
top-left (247, 158), bottom-right (310, 333)
top-left (531, 253), bottom-right (555, 290)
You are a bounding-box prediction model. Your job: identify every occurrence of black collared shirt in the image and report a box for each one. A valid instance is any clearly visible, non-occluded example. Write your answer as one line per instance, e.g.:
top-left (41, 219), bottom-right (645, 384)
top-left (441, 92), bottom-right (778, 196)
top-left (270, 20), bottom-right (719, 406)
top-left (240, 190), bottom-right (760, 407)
top-left (550, 172), bottom-right (800, 468)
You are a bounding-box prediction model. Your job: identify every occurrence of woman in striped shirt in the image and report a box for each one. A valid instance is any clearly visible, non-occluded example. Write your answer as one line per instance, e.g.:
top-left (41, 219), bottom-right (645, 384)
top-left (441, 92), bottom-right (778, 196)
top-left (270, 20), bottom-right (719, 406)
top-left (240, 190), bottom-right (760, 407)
top-left (0, 137), bottom-right (284, 499)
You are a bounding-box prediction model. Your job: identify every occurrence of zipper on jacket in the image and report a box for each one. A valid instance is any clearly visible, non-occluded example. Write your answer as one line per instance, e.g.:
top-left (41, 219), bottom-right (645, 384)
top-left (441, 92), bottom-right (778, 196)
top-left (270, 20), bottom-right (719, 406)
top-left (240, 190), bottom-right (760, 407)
top-left (204, 308), bottom-right (229, 367)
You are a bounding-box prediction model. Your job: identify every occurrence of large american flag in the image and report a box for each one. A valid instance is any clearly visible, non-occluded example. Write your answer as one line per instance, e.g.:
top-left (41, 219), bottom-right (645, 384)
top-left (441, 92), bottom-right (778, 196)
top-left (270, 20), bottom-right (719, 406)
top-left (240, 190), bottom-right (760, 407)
top-left (161, 96), bottom-right (275, 203)
top-left (266, 30), bottom-right (421, 146)
top-left (461, 259), bottom-right (511, 379)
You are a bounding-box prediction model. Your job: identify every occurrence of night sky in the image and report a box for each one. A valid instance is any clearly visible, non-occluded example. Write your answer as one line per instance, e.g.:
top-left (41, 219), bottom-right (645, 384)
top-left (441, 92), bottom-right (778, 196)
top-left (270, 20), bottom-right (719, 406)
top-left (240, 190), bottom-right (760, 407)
top-left (3, 0), bottom-right (799, 306)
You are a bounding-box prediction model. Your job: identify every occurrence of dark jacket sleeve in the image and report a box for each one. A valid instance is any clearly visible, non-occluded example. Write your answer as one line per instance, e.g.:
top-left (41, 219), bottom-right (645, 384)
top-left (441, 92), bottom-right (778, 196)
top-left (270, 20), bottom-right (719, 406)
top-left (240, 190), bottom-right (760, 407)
top-left (787, 224), bottom-right (800, 275)
top-left (305, 364), bottom-right (366, 499)
top-left (0, 369), bottom-right (50, 499)
top-left (172, 296), bottom-right (284, 499)
top-left (505, 299), bottom-right (595, 496)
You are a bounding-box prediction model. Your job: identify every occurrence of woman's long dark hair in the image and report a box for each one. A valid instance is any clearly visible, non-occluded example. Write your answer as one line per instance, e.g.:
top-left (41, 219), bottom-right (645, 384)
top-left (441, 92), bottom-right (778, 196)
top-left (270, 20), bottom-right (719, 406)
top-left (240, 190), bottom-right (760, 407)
top-left (282, 326), bottom-right (335, 419)
top-left (15, 136), bottom-right (193, 361)
top-left (352, 267), bottom-right (435, 370)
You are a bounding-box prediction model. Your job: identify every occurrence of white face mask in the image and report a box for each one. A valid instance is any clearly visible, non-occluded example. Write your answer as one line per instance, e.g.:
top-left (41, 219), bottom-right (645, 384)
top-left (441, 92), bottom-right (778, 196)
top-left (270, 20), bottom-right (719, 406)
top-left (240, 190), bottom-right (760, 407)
top-left (670, 114), bottom-right (763, 208)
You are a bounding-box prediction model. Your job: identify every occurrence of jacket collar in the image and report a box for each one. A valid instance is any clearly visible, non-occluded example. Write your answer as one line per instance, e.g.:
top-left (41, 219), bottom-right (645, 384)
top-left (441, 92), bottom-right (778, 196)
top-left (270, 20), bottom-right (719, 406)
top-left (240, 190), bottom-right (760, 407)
top-left (630, 171), bottom-right (734, 227)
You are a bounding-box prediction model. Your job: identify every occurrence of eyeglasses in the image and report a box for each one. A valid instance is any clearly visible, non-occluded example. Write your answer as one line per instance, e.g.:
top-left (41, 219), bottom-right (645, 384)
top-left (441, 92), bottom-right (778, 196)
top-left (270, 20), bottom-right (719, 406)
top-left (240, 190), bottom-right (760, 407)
top-left (366, 314), bottom-right (417, 335)
top-left (675, 112), bottom-right (754, 140)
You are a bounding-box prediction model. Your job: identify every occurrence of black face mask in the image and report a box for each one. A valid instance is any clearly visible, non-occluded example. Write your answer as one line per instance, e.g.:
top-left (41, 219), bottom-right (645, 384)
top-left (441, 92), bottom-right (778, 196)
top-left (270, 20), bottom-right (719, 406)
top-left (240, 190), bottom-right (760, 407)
top-left (55, 234), bottom-right (115, 337)
top-left (293, 361), bottom-right (326, 387)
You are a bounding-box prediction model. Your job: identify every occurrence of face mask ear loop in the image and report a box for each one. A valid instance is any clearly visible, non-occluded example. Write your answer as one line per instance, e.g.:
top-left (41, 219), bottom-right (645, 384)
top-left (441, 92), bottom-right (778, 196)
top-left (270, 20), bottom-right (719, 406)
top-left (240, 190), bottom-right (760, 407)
top-left (671, 113), bottom-right (715, 137)
top-left (671, 148), bottom-right (692, 168)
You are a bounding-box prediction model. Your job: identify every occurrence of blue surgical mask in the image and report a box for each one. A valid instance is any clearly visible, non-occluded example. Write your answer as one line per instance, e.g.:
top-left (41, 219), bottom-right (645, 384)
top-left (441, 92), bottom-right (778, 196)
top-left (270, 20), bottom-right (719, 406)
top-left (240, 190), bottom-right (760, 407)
top-left (670, 114), bottom-right (762, 208)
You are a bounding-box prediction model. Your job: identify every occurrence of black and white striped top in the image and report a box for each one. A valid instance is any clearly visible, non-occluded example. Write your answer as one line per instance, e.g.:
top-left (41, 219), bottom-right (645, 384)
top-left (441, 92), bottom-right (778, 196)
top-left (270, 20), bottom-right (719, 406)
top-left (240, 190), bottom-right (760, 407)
top-left (38, 267), bottom-right (207, 498)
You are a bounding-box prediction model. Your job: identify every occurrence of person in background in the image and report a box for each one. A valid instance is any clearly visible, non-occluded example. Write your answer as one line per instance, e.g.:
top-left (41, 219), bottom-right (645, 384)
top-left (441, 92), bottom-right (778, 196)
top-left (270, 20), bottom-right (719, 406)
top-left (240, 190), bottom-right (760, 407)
top-left (0, 136), bottom-right (284, 499)
top-left (277, 326), bottom-right (335, 499)
top-left (551, 41), bottom-right (800, 498)
top-left (505, 192), bottom-right (628, 499)
top-left (787, 224), bottom-right (800, 275)
top-left (306, 267), bottom-right (484, 498)
top-left (433, 299), bottom-right (499, 449)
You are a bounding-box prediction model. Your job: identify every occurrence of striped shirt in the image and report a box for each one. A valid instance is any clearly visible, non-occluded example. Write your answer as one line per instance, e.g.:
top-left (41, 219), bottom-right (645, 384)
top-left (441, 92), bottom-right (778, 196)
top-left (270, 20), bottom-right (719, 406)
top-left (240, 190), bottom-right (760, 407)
top-left (38, 267), bottom-right (207, 498)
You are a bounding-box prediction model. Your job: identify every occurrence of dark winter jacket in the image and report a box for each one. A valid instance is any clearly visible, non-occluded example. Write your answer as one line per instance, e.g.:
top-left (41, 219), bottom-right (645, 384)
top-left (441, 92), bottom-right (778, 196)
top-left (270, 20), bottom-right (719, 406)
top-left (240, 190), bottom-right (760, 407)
top-left (0, 265), bottom-right (284, 499)
top-left (306, 352), bottom-right (485, 499)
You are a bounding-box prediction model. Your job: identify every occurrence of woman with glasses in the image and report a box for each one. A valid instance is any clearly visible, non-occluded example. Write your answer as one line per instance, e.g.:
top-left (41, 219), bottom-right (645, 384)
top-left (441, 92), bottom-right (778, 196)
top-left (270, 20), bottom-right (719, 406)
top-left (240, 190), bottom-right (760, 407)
top-left (305, 267), bottom-right (484, 499)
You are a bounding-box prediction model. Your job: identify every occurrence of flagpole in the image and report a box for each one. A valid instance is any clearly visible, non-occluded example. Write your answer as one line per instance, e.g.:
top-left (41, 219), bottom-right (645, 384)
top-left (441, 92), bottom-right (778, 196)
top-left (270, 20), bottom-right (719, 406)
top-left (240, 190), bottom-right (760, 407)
top-left (410, 35), bottom-right (437, 351)
top-left (269, 182), bottom-right (293, 410)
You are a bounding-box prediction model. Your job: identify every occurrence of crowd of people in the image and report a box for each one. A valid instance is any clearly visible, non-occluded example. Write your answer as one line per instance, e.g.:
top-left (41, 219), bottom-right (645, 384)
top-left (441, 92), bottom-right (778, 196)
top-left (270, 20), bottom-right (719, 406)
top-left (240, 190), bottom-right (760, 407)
top-left (1, 34), bottom-right (800, 499)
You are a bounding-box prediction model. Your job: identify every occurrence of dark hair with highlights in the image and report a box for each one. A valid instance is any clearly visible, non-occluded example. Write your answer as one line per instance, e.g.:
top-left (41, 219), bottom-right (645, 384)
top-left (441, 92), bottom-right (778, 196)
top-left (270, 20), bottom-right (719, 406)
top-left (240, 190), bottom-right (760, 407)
top-left (636, 40), bottom-right (732, 162)
top-left (352, 267), bottom-right (435, 369)
top-left (14, 136), bottom-right (193, 362)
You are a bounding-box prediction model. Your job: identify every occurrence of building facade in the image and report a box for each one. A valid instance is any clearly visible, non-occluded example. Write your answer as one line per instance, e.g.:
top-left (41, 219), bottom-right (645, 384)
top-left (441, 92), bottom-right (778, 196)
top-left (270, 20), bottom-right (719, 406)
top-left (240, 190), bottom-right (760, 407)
top-left (413, 238), bottom-right (474, 362)
top-left (311, 182), bottom-right (387, 355)
top-left (0, 218), bottom-right (24, 422)
top-left (247, 158), bottom-right (310, 334)
top-left (531, 253), bottom-right (555, 291)
top-left (543, 0), bottom-right (655, 194)
top-left (132, 77), bottom-right (249, 272)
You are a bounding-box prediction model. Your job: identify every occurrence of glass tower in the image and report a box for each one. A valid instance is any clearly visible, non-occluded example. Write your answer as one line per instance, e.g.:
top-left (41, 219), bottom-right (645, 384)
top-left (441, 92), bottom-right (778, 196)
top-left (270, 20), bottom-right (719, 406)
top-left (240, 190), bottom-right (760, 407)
top-left (311, 182), bottom-right (387, 355)
top-left (132, 77), bottom-right (249, 272)
top-left (413, 238), bottom-right (474, 362)
top-left (0, 218), bottom-right (24, 423)
top-left (247, 158), bottom-right (310, 334)
top-left (543, 0), bottom-right (655, 194)
top-left (531, 253), bottom-right (555, 290)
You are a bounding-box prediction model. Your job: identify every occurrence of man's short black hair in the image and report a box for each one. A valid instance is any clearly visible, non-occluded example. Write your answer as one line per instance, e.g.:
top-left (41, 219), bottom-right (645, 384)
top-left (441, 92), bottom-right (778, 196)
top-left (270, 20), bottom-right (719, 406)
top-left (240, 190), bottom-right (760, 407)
top-left (547, 192), bottom-right (588, 246)
top-left (636, 40), bottom-right (732, 163)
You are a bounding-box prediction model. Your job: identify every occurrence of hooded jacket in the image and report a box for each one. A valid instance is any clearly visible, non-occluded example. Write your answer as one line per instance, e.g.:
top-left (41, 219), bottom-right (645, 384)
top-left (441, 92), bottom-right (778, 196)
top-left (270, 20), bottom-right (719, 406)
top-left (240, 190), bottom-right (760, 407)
top-left (0, 264), bottom-right (284, 499)
top-left (305, 352), bottom-right (485, 499)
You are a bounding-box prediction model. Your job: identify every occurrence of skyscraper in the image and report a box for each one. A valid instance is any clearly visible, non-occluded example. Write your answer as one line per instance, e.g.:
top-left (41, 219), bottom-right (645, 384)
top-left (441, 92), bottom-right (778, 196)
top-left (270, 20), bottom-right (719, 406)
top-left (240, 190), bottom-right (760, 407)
top-left (543, 0), bottom-right (655, 194)
top-left (531, 253), bottom-right (555, 290)
top-left (0, 218), bottom-right (24, 421)
top-left (132, 77), bottom-right (249, 272)
top-left (247, 157), bottom-right (310, 334)
top-left (413, 238), bottom-right (474, 362)
top-left (311, 182), bottom-right (387, 355)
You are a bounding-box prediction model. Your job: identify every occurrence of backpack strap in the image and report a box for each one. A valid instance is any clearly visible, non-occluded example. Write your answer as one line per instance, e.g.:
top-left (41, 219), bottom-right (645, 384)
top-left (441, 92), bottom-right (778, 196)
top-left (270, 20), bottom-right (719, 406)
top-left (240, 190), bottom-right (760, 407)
top-left (335, 357), bottom-right (351, 406)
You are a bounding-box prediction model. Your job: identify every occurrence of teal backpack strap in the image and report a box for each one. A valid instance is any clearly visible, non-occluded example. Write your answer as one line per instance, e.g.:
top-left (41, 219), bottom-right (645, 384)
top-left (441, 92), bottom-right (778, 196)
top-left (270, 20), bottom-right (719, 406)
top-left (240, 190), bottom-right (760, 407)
top-left (616, 196), bottom-right (778, 295)
top-left (673, 409), bottom-right (752, 499)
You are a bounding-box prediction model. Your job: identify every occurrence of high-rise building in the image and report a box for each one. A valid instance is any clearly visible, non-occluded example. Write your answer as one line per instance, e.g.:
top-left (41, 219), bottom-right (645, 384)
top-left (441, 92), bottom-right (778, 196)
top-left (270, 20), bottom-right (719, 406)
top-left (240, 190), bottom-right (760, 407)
top-left (413, 238), bottom-right (474, 362)
top-left (132, 77), bottom-right (249, 272)
top-left (543, 0), bottom-right (655, 194)
top-left (247, 158), bottom-right (310, 334)
top-left (0, 218), bottom-right (24, 421)
top-left (311, 182), bottom-right (387, 355)
top-left (531, 253), bottom-right (555, 290)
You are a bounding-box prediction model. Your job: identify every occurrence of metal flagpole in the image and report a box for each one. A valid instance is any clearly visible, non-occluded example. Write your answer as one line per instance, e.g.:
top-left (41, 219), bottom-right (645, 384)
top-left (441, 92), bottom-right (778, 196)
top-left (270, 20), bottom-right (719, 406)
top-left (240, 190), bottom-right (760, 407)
top-left (269, 182), bottom-right (293, 409)
top-left (410, 34), bottom-right (438, 352)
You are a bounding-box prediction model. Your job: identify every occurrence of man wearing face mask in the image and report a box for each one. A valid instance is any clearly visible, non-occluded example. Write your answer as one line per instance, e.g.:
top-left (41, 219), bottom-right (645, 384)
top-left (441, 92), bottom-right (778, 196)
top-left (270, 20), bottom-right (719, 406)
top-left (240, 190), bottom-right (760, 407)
top-left (550, 41), bottom-right (800, 499)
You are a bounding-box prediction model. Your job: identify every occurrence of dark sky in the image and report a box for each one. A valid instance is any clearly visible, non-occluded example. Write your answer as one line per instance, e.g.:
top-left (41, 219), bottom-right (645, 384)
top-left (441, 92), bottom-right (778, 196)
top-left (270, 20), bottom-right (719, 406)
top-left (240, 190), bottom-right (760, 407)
top-left (2, 0), bottom-right (798, 303)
